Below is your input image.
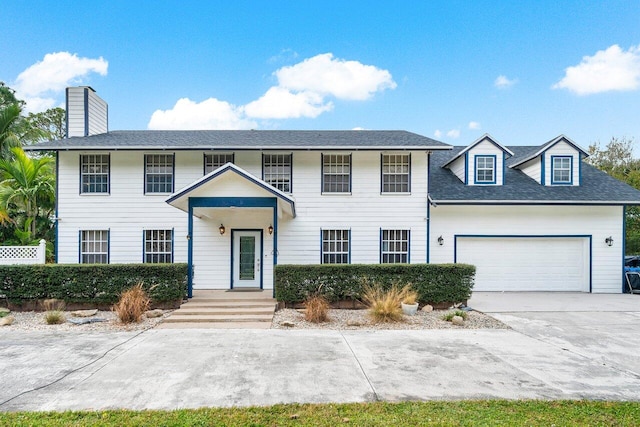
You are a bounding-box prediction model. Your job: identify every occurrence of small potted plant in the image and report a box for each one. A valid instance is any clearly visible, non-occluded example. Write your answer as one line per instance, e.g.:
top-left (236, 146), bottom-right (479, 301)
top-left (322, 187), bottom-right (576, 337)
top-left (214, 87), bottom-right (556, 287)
top-left (400, 285), bottom-right (419, 316)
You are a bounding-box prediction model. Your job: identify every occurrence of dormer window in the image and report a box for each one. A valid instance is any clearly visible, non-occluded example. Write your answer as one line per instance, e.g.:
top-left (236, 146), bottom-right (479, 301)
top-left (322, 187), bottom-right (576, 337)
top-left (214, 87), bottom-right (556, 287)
top-left (551, 156), bottom-right (572, 184)
top-left (475, 156), bottom-right (496, 184)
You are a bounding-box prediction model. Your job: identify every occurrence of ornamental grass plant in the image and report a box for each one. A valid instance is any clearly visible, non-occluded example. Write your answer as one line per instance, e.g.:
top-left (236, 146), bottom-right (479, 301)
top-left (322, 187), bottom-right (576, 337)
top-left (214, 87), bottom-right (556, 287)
top-left (43, 298), bottom-right (66, 325)
top-left (361, 283), bottom-right (407, 323)
top-left (113, 283), bottom-right (150, 324)
top-left (303, 294), bottom-right (330, 323)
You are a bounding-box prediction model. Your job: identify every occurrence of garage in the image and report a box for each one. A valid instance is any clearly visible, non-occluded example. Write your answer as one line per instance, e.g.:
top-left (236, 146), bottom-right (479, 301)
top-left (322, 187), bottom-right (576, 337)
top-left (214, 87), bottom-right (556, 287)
top-left (455, 236), bottom-right (591, 292)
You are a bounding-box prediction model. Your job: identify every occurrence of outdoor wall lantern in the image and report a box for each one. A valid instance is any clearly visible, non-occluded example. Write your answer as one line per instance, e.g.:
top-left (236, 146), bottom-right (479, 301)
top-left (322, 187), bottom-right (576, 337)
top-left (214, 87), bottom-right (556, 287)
top-left (219, 224), bottom-right (226, 235)
top-left (268, 225), bottom-right (274, 235)
top-left (437, 235), bottom-right (444, 246)
top-left (605, 236), bottom-right (613, 247)
top-left (186, 234), bottom-right (190, 241)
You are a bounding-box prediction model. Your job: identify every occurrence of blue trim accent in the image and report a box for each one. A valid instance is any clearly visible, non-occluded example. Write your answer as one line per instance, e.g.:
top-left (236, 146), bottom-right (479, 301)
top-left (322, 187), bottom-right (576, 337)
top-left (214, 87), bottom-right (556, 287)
top-left (578, 153), bottom-right (582, 186)
top-left (78, 230), bottom-right (81, 263)
top-left (190, 197), bottom-right (277, 209)
top-left (78, 152), bottom-right (82, 195)
top-left (348, 228), bottom-right (352, 264)
top-left (171, 227), bottom-right (175, 263)
top-left (65, 88), bottom-right (69, 138)
top-left (55, 152), bottom-right (59, 262)
top-left (464, 152), bottom-right (469, 185)
top-left (142, 229), bottom-right (146, 263)
top-left (107, 154), bottom-right (111, 194)
top-left (83, 88), bottom-right (89, 137)
top-left (379, 228), bottom-right (382, 263)
top-left (550, 155), bottom-right (573, 185)
top-left (230, 229), bottom-right (264, 290)
top-left (623, 205), bottom-right (626, 292)
top-left (187, 203), bottom-right (193, 298)
top-left (379, 153), bottom-right (383, 193)
top-left (106, 229), bottom-right (110, 264)
top-left (435, 201), bottom-right (635, 206)
top-left (408, 153), bottom-right (412, 193)
top-left (407, 230), bottom-right (411, 264)
top-left (453, 234), bottom-right (593, 292)
top-left (541, 156), bottom-right (545, 185)
top-left (502, 152), bottom-right (506, 185)
top-left (320, 153), bottom-right (324, 193)
top-left (426, 151), bottom-right (431, 263)
top-left (272, 206), bottom-right (278, 298)
top-left (473, 155), bottom-right (497, 185)
top-left (320, 228), bottom-right (323, 264)
top-left (166, 163), bottom-right (296, 217)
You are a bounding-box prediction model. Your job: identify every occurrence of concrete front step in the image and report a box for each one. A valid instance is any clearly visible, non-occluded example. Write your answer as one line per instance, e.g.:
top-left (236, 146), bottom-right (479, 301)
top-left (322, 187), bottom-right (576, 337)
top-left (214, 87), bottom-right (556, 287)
top-left (183, 302), bottom-right (276, 309)
top-left (157, 321), bottom-right (272, 329)
top-left (163, 314), bottom-right (274, 323)
top-left (176, 307), bottom-right (275, 316)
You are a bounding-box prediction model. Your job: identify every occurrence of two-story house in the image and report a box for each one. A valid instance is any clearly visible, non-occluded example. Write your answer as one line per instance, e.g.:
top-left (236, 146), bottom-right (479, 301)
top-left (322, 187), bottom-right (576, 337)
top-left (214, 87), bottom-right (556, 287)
top-left (27, 87), bottom-right (640, 296)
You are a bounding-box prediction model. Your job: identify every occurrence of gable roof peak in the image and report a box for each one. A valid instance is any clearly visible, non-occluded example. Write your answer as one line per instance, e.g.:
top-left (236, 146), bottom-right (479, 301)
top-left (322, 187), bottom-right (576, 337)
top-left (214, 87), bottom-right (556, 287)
top-left (509, 134), bottom-right (589, 169)
top-left (442, 133), bottom-right (514, 167)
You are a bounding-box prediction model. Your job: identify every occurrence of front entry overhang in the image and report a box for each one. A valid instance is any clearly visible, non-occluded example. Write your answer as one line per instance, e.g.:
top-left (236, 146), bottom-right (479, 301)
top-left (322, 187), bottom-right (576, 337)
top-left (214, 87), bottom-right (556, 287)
top-left (166, 163), bottom-right (296, 298)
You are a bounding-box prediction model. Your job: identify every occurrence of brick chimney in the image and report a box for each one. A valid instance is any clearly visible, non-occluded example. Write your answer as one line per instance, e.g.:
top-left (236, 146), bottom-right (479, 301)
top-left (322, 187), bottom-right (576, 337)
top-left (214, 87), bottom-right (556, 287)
top-left (65, 87), bottom-right (108, 138)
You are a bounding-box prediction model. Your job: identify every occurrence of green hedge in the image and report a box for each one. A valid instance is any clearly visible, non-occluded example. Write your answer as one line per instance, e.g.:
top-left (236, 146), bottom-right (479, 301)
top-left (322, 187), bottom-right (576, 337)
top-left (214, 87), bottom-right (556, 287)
top-left (275, 263), bottom-right (475, 304)
top-left (0, 263), bottom-right (188, 304)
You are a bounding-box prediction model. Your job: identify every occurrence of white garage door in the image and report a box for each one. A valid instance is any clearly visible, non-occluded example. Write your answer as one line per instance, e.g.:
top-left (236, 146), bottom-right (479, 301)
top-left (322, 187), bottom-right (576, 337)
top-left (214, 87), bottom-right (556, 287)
top-left (456, 237), bottom-right (590, 292)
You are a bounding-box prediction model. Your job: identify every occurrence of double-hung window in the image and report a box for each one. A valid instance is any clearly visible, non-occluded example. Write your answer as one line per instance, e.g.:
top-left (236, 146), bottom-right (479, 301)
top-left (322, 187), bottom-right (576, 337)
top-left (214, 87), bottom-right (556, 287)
top-left (322, 154), bottom-right (351, 193)
top-left (263, 154), bottom-right (292, 193)
top-left (145, 154), bottom-right (174, 193)
top-left (381, 230), bottom-right (409, 263)
top-left (321, 229), bottom-right (350, 264)
top-left (80, 230), bottom-right (109, 264)
top-left (382, 154), bottom-right (410, 193)
top-left (475, 156), bottom-right (495, 184)
top-left (144, 229), bottom-right (173, 263)
top-left (204, 153), bottom-right (234, 175)
top-left (80, 154), bottom-right (109, 194)
top-left (552, 156), bottom-right (572, 184)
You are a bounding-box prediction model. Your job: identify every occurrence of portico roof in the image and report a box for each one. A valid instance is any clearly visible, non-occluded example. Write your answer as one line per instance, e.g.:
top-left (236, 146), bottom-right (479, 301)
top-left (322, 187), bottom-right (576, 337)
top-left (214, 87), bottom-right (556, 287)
top-left (166, 163), bottom-right (296, 217)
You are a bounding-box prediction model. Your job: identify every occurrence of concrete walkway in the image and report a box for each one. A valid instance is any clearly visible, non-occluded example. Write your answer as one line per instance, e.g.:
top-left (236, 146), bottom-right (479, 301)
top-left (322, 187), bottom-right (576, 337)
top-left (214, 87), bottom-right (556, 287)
top-left (1, 293), bottom-right (639, 411)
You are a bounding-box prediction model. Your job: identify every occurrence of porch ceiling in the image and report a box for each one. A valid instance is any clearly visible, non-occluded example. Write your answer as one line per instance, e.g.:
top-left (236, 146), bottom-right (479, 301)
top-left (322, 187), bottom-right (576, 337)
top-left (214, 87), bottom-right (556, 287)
top-left (166, 163), bottom-right (296, 218)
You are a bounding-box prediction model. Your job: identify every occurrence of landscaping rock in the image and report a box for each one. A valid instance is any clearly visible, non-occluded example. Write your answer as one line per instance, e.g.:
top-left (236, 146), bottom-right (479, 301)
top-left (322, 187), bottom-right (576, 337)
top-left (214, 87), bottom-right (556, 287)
top-left (281, 321), bottom-right (295, 327)
top-left (71, 309), bottom-right (98, 317)
top-left (0, 315), bottom-right (15, 326)
top-left (421, 304), bottom-right (433, 312)
top-left (346, 319), bottom-right (363, 326)
top-left (451, 315), bottom-right (465, 326)
top-left (145, 309), bottom-right (164, 318)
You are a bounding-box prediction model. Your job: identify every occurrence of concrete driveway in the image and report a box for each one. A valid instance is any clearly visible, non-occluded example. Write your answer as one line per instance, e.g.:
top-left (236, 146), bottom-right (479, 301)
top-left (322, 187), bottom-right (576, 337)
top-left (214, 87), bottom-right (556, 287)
top-left (1, 292), bottom-right (639, 411)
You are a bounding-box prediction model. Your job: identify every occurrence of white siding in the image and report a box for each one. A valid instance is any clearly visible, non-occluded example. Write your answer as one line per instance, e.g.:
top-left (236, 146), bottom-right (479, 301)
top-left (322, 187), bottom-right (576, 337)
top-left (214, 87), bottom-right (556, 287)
top-left (430, 205), bottom-right (624, 293)
top-left (544, 140), bottom-right (580, 186)
top-left (66, 88), bottom-right (86, 138)
top-left (66, 87), bottom-right (108, 137)
top-left (466, 139), bottom-right (505, 186)
top-left (519, 158), bottom-right (542, 183)
top-left (449, 156), bottom-right (465, 183)
top-left (57, 150), bottom-right (429, 290)
top-left (87, 90), bottom-right (108, 135)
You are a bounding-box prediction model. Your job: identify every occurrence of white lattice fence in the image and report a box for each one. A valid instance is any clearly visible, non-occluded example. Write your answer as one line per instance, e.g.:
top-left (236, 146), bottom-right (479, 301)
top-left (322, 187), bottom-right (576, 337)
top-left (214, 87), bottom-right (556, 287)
top-left (0, 239), bottom-right (46, 265)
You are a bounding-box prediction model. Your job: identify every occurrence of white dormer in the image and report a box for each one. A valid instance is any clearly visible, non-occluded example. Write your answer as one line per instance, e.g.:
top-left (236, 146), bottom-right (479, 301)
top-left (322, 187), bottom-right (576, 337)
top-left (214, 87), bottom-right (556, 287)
top-left (510, 135), bottom-right (587, 186)
top-left (442, 134), bottom-right (514, 186)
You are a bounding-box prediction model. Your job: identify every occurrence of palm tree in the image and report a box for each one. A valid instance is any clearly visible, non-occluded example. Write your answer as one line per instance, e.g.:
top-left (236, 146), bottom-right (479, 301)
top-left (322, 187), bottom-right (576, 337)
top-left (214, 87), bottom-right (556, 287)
top-left (0, 147), bottom-right (54, 235)
top-left (0, 104), bottom-right (22, 159)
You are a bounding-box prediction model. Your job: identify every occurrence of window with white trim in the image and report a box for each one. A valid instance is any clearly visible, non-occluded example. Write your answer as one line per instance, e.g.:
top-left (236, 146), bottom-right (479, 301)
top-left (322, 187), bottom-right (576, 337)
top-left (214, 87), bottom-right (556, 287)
top-left (382, 154), bottom-right (410, 193)
top-left (204, 153), bottom-right (234, 174)
top-left (80, 154), bottom-right (109, 193)
top-left (145, 154), bottom-right (174, 193)
top-left (263, 154), bottom-right (292, 193)
top-left (322, 154), bottom-right (351, 193)
top-left (552, 156), bottom-right (572, 184)
top-left (80, 230), bottom-right (109, 264)
top-left (321, 229), bottom-right (349, 264)
top-left (475, 156), bottom-right (495, 183)
top-left (144, 229), bottom-right (173, 263)
top-left (381, 229), bottom-right (409, 263)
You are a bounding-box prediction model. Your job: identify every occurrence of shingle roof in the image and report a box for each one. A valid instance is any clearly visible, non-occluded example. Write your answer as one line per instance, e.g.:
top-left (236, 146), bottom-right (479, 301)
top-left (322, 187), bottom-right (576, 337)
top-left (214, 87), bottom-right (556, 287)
top-left (25, 130), bottom-right (451, 151)
top-left (430, 146), bottom-right (640, 204)
top-left (508, 134), bottom-right (588, 168)
top-left (442, 133), bottom-right (514, 167)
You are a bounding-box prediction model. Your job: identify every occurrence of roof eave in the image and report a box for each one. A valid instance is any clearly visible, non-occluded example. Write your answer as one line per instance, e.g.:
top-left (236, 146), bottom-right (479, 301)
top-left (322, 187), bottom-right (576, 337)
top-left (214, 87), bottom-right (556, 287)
top-left (25, 145), bottom-right (453, 152)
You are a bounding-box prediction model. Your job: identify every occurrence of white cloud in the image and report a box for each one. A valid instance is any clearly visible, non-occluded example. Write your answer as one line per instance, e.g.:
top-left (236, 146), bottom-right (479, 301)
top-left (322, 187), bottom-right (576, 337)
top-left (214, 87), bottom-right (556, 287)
top-left (13, 52), bottom-right (108, 112)
top-left (149, 53), bottom-right (396, 128)
top-left (434, 129), bottom-right (442, 138)
top-left (468, 121), bottom-right (481, 130)
top-left (148, 98), bottom-right (256, 130)
top-left (446, 129), bottom-right (460, 139)
top-left (494, 75), bottom-right (517, 89)
top-left (352, 127), bottom-right (366, 130)
top-left (552, 44), bottom-right (640, 95)
top-left (275, 53), bottom-right (396, 101)
top-left (244, 87), bottom-right (333, 119)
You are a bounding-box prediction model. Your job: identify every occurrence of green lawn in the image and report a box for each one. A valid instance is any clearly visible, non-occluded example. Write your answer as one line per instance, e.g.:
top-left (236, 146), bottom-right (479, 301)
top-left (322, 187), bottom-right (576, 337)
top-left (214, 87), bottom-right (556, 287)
top-left (1, 400), bottom-right (639, 426)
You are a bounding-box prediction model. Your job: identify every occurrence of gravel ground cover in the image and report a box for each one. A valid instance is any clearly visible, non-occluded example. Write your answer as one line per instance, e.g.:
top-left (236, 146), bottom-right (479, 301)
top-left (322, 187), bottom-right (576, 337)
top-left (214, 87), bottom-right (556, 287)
top-left (0, 310), bottom-right (172, 332)
top-left (272, 308), bottom-right (508, 330)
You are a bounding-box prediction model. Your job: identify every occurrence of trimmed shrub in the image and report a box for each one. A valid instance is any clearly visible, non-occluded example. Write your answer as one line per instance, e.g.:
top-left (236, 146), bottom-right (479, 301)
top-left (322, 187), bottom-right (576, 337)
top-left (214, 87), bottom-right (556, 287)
top-left (275, 263), bottom-right (475, 304)
top-left (113, 283), bottom-right (150, 324)
top-left (0, 264), bottom-right (187, 304)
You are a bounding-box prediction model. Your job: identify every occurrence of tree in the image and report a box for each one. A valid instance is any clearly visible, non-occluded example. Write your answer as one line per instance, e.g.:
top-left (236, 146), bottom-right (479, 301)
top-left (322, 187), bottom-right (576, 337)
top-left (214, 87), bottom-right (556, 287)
top-left (587, 137), bottom-right (640, 254)
top-left (0, 147), bottom-right (55, 236)
top-left (22, 107), bottom-right (66, 142)
top-left (0, 82), bottom-right (24, 110)
top-left (0, 103), bottom-right (22, 159)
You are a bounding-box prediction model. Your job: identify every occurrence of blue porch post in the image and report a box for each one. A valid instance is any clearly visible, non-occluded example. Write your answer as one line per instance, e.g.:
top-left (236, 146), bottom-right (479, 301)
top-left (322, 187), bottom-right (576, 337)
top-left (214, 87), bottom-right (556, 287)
top-left (272, 206), bottom-right (278, 298)
top-left (187, 200), bottom-right (194, 298)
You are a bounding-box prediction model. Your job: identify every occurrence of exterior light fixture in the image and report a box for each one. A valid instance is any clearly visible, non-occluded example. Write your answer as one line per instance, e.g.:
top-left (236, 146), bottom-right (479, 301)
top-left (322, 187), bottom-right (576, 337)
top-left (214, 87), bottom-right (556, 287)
top-left (605, 236), bottom-right (613, 247)
top-left (219, 224), bottom-right (226, 235)
top-left (437, 235), bottom-right (444, 246)
top-left (268, 225), bottom-right (274, 235)
top-left (186, 234), bottom-right (191, 241)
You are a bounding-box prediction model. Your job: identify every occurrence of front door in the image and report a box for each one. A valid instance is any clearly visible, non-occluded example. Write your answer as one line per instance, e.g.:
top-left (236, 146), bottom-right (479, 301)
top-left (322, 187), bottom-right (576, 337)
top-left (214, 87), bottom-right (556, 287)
top-left (232, 230), bottom-right (262, 288)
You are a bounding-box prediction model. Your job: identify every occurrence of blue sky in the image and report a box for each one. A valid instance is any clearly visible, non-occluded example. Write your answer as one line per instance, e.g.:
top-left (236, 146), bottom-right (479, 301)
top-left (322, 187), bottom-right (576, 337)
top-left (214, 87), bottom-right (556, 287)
top-left (3, 1), bottom-right (640, 147)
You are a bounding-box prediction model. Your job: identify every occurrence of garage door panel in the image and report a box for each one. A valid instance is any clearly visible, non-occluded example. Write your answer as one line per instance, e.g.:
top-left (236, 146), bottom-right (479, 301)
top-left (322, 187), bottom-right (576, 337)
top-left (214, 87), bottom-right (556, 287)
top-left (456, 237), bottom-right (589, 292)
